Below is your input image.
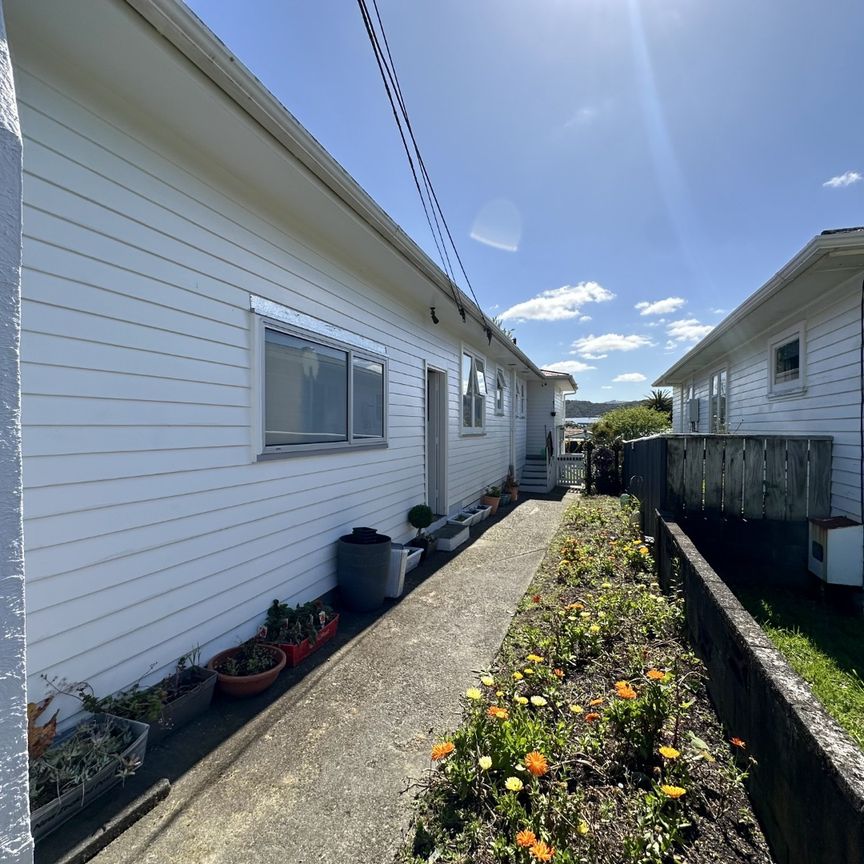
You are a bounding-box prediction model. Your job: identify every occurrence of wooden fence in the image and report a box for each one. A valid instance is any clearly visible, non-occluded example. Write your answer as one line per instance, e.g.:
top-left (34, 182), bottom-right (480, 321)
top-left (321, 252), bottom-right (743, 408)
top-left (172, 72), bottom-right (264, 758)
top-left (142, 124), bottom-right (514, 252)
top-left (623, 435), bottom-right (833, 538)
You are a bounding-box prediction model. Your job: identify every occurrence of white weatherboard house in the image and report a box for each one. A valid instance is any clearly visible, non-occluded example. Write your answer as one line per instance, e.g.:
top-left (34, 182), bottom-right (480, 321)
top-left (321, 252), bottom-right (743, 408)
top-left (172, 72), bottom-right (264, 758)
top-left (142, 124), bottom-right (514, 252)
top-left (654, 228), bottom-right (864, 523)
top-left (0, 0), bottom-right (575, 808)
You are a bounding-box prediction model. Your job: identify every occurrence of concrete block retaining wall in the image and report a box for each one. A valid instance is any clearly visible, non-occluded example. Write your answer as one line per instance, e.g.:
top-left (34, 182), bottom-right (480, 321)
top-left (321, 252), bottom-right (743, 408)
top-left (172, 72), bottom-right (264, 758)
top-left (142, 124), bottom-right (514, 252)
top-left (656, 514), bottom-right (864, 864)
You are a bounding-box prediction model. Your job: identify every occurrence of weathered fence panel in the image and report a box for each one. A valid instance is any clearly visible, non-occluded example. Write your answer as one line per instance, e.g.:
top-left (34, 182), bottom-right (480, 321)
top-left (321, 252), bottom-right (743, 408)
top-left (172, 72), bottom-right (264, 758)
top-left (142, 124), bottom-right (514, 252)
top-left (623, 434), bottom-right (833, 539)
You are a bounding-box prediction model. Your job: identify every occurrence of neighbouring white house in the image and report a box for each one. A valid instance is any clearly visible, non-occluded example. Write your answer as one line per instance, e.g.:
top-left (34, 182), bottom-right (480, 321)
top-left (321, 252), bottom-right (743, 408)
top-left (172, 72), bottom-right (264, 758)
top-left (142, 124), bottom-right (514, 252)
top-left (0, 0), bottom-right (576, 767)
top-left (654, 227), bottom-right (864, 522)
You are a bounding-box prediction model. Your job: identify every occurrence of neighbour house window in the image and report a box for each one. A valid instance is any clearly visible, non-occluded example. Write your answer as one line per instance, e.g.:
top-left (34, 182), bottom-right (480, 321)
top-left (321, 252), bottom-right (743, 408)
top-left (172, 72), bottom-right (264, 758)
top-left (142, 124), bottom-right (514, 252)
top-left (494, 368), bottom-right (507, 415)
top-left (263, 325), bottom-right (386, 452)
top-left (769, 323), bottom-right (805, 396)
top-left (516, 380), bottom-right (526, 418)
top-left (709, 369), bottom-right (727, 433)
top-left (462, 349), bottom-right (487, 432)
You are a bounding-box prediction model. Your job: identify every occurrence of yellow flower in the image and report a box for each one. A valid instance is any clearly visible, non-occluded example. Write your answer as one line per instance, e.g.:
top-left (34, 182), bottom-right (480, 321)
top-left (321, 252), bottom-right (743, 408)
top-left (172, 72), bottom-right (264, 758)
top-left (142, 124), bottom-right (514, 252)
top-left (660, 784), bottom-right (686, 799)
top-left (465, 687), bottom-right (482, 701)
top-left (478, 756), bottom-right (492, 770)
top-left (530, 695), bottom-right (548, 707)
top-left (480, 675), bottom-right (495, 687)
top-left (600, 581), bottom-right (612, 589)
top-left (505, 776), bottom-right (524, 792)
top-left (569, 704), bottom-right (584, 714)
top-left (523, 667), bottom-right (535, 675)
top-left (577, 821), bottom-right (590, 836)
top-left (496, 690), bottom-right (504, 697)
top-left (513, 671), bottom-right (524, 681)
top-left (639, 545), bottom-right (649, 555)
top-left (527, 653), bottom-right (544, 663)
top-left (579, 611), bottom-right (591, 618)
top-left (515, 695), bottom-right (529, 705)
top-left (588, 624), bottom-right (600, 634)
top-left (659, 746), bottom-right (680, 760)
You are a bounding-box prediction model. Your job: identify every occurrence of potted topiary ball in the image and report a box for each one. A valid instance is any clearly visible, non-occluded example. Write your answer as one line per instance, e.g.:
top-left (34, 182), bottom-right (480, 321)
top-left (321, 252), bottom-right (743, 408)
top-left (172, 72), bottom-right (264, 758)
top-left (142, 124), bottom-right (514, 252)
top-left (407, 504), bottom-right (435, 562)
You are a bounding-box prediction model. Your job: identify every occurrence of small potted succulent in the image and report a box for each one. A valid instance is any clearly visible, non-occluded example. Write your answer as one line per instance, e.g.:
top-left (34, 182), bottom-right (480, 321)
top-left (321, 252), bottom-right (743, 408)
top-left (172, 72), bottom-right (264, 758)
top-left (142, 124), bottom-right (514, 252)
top-left (28, 696), bottom-right (149, 841)
top-left (481, 485), bottom-right (502, 515)
top-left (406, 504), bottom-right (436, 561)
top-left (207, 636), bottom-right (286, 698)
top-left (264, 599), bottom-right (339, 667)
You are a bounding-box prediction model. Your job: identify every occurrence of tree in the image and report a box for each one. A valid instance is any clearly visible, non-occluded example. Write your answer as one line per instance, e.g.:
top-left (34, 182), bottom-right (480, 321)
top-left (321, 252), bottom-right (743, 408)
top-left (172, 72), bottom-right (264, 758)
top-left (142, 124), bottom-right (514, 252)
top-left (591, 405), bottom-right (670, 444)
top-left (490, 314), bottom-right (515, 339)
top-left (643, 388), bottom-right (673, 418)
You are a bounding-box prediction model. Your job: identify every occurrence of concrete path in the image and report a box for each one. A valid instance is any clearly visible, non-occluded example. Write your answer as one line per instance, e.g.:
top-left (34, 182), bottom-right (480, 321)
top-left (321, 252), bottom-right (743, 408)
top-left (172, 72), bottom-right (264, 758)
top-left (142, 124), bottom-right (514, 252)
top-left (90, 495), bottom-right (569, 864)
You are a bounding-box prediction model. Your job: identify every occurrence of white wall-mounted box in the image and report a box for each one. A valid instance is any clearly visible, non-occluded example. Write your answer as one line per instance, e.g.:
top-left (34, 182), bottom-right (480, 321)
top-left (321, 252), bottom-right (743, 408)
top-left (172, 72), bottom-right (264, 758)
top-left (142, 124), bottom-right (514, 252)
top-left (808, 517), bottom-right (863, 587)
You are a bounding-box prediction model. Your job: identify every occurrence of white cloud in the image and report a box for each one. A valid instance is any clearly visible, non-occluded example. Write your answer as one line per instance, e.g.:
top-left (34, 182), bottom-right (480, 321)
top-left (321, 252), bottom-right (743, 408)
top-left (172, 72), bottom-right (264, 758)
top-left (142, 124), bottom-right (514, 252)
top-left (499, 282), bottom-right (614, 322)
top-left (543, 359), bottom-right (596, 375)
top-left (570, 332), bottom-right (653, 359)
top-left (601, 385), bottom-right (613, 390)
top-left (666, 318), bottom-right (714, 343)
top-left (564, 106), bottom-right (598, 128)
top-left (578, 315), bottom-right (592, 323)
top-left (612, 372), bottom-right (647, 383)
top-left (710, 308), bottom-right (727, 315)
top-left (635, 297), bottom-right (686, 316)
top-left (823, 171), bottom-right (862, 188)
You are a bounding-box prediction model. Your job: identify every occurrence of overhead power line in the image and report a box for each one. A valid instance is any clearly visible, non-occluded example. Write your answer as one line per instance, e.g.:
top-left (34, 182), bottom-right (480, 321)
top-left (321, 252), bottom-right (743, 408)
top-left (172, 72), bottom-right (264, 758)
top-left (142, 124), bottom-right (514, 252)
top-left (356, 0), bottom-right (492, 339)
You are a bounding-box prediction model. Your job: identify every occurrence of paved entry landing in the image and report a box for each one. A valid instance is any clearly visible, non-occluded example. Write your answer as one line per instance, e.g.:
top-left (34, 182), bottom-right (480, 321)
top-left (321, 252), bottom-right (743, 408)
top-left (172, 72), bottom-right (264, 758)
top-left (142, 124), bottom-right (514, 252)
top-left (91, 495), bottom-right (570, 864)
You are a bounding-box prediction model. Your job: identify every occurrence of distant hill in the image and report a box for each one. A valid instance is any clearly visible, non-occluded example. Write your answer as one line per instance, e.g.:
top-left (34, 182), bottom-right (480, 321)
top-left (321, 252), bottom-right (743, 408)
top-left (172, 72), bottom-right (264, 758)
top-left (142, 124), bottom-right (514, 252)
top-left (565, 399), bottom-right (641, 418)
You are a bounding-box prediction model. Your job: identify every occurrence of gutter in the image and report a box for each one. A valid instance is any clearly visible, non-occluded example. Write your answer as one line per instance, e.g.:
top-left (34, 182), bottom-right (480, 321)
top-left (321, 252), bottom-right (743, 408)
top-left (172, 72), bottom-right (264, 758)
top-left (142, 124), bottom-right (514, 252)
top-left (653, 231), bottom-right (864, 386)
top-left (123, 0), bottom-right (548, 379)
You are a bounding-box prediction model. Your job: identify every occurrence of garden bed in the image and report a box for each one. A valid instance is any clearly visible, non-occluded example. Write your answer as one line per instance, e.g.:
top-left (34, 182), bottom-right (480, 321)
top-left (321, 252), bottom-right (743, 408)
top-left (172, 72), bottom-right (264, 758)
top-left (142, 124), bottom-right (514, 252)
top-left (399, 497), bottom-right (773, 863)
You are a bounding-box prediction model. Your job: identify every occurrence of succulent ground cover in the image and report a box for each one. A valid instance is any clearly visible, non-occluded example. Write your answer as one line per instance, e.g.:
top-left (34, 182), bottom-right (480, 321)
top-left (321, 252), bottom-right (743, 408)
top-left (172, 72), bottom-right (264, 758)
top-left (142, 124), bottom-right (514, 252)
top-left (399, 496), bottom-right (774, 864)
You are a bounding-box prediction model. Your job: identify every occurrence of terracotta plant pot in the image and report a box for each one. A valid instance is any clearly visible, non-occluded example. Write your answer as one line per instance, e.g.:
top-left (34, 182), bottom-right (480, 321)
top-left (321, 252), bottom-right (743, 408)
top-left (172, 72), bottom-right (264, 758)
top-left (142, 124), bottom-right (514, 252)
top-left (207, 645), bottom-right (286, 698)
top-left (481, 494), bottom-right (500, 515)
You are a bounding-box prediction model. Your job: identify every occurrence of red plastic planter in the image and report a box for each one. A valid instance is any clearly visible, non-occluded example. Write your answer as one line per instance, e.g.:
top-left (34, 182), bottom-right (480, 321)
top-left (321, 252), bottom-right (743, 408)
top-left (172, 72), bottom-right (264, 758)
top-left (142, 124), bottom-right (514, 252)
top-left (277, 615), bottom-right (339, 667)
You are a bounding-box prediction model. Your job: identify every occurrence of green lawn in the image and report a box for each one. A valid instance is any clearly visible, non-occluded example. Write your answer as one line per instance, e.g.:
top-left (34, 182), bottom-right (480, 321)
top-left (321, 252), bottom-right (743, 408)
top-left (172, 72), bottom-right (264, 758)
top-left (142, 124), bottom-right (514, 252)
top-left (735, 585), bottom-right (864, 750)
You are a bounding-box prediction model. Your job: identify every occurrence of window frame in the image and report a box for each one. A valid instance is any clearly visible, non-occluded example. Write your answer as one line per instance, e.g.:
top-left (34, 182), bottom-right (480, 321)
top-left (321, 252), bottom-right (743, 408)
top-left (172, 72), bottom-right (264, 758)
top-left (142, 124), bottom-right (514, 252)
top-left (494, 367), bottom-right (507, 416)
top-left (768, 321), bottom-right (806, 398)
top-left (460, 346), bottom-right (487, 435)
top-left (254, 314), bottom-right (388, 457)
top-left (708, 367), bottom-right (728, 433)
top-left (515, 378), bottom-right (526, 419)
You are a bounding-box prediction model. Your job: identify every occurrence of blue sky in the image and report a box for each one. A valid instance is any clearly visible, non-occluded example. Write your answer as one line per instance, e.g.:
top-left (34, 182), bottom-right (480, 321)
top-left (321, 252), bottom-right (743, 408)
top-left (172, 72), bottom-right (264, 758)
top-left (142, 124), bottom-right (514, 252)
top-left (186, 0), bottom-right (864, 401)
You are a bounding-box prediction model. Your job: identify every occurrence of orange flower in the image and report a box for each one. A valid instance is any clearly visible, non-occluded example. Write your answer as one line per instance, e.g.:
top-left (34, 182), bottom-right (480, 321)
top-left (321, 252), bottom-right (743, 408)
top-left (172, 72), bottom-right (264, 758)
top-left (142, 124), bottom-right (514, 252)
top-left (532, 594), bottom-right (542, 603)
top-left (585, 712), bottom-right (601, 723)
top-left (524, 751), bottom-right (549, 776)
top-left (589, 697), bottom-right (603, 706)
top-left (615, 681), bottom-right (637, 700)
top-left (553, 668), bottom-right (564, 678)
top-left (567, 602), bottom-right (584, 611)
top-left (646, 669), bottom-right (665, 681)
top-left (516, 829), bottom-right (537, 848)
top-left (529, 840), bottom-right (555, 861)
top-left (730, 737), bottom-right (746, 749)
top-left (431, 741), bottom-right (454, 761)
top-left (487, 705), bottom-right (509, 720)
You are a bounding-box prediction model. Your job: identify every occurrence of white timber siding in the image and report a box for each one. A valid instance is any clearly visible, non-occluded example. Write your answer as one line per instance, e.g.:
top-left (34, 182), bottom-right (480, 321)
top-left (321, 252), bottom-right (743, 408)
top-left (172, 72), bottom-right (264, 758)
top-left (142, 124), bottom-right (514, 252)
top-left (526, 380), bottom-right (555, 459)
top-left (16, 64), bottom-right (528, 711)
top-left (514, 374), bottom-right (527, 479)
top-left (679, 274), bottom-right (862, 520)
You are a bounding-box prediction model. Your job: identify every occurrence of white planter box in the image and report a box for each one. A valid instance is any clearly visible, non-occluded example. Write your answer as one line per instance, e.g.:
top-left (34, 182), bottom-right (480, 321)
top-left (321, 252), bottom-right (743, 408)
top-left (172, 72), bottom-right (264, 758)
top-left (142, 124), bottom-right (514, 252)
top-left (472, 504), bottom-right (492, 521)
top-left (447, 513), bottom-right (473, 529)
top-left (387, 546), bottom-right (409, 598)
top-left (460, 508), bottom-right (483, 526)
top-left (435, 523), bottom-right (469, 552)
top-left (403, 546), bottom-right (423, 573)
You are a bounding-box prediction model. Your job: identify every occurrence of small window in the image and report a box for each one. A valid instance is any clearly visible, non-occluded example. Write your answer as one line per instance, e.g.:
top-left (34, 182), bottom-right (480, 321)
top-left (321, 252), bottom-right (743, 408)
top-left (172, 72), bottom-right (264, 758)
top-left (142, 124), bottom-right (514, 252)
top-left (768, 323), bottom-right (806, 397)
top-left (494, 369), bottom-right (507, 415)
top-left (709, 369), bottom-right (727, 433)
top-left (462, 349), bottom-right (486, 432)
top-left (262, 324), bottom-right (386, 453)
top-left (515, 380), bottom-right (526, 418)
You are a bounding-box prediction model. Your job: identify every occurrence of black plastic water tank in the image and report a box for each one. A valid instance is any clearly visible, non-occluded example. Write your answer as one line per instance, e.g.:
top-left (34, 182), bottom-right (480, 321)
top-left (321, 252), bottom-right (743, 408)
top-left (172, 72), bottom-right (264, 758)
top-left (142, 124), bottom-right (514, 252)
top-left (336, 527), bottom-right (392, 611)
